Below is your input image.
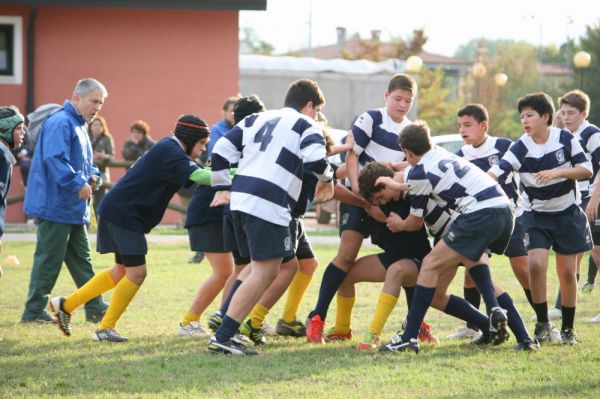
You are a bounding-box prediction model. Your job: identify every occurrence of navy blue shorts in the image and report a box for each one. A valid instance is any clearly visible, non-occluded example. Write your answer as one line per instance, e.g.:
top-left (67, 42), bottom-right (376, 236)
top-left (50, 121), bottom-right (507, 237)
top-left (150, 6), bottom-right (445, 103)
top-left (188, 222), bottom-right (227, 253)
top-left (282, 218), bottom-right (314, 263)
top-left (97, 217), bottom-right (147, 256)
top-left (223, 212), bottom-right (251, 266)
top-left (503, 214), bottom-right (528, 258)
top-left (230, 211), bottom-right (294, 261)
top-left (338, 202), bottom-right (381, 238)
top-left (376, 253), bottom-right (422, 271)
top-left (522, 205), bottom-right (592, 254)
top-left (581, 196), bottom-right (600, 244)
top-left (443, 206), bottom-right (514, 262)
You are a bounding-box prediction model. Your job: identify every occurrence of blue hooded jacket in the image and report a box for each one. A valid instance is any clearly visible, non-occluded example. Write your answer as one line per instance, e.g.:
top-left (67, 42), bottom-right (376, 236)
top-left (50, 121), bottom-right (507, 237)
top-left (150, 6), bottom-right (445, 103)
top-left (24, 100), bottom-right (100, 224)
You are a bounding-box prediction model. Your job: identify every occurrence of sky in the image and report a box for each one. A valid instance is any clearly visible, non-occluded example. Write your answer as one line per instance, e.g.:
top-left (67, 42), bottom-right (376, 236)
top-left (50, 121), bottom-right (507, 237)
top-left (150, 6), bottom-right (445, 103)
top-left (240, 0), bottom-right (600, 57)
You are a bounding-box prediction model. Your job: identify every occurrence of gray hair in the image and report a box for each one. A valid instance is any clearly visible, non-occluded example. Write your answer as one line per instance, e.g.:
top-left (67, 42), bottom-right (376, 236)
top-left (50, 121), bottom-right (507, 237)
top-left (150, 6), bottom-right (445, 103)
top-left (73, 78), bottom-right (108, 98)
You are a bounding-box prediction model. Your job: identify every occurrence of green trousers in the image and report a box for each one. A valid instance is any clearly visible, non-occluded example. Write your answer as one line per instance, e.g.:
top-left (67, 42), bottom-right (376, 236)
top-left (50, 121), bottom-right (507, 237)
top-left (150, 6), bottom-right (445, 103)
top-left (21, 219), bottom-right (108, 321)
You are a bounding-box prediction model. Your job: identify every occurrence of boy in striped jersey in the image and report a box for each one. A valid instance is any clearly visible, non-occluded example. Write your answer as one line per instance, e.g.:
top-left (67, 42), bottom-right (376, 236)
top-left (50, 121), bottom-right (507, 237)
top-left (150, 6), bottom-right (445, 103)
top-left (207, 79), bottom-right (334, 355)
top-left (489, 92), bottom-right (593, 344)
top-left (448, 104), bottom-right (534, 340)
top-left (379, 121), bottom-right (538, 353)
top-left (306, 73), bottom-right (416, 344)
top-left (559, 91), bottom-right (600, 308)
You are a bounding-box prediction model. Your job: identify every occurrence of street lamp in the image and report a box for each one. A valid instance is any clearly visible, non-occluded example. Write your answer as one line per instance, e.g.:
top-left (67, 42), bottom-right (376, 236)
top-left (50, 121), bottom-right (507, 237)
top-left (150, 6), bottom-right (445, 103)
top-left (573, 51), bottom-right (591, 89)
top-left (406, 55), bottom-right (423, 73)
top-left (471, 62), bottom-right (487, 102)
top-left (494, 72), bottom-right (508, 87)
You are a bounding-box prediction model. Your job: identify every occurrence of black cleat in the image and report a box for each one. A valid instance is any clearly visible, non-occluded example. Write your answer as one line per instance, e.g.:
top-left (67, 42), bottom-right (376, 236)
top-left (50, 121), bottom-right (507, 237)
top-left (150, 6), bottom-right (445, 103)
top-left (207, 336), bottom-right (258, 355)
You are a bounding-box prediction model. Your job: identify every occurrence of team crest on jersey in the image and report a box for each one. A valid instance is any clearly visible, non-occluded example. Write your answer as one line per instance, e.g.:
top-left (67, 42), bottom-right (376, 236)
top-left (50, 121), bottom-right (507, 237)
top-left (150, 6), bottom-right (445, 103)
top-left (488, 155), bottom-right (499, 166)
top-left (284, 236), bottom-right (292, 251)
top-left (555, 149), bottom-right (565, 164)
top-left (341, 212), bottom-right (349, 226)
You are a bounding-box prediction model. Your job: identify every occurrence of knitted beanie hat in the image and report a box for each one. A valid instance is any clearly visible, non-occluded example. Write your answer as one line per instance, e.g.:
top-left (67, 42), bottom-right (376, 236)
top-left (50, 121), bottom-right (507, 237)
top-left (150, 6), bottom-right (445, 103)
top-left (174, 114), bottom-right (210, 155)
top-left (0, 107), bottom-right (25, 148)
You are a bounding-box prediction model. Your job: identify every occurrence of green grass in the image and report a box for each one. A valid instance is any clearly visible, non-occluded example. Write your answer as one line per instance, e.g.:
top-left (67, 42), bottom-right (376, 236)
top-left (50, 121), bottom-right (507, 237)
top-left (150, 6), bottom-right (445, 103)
top-left (1, 241), bottom-right (599, 398)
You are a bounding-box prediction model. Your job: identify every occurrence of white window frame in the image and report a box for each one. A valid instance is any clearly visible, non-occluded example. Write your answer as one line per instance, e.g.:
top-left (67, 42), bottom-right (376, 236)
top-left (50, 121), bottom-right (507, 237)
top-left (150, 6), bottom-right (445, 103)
top-left (0, 16), bottom-right (23, 85)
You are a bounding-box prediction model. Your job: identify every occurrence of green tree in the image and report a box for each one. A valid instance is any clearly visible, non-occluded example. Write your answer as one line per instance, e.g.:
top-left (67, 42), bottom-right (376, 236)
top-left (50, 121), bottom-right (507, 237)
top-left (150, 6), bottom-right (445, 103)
top-left (578, 21), bottom-right (600, 125)
top-left (240, 27), bottom-right (275, 55)
top-left (417, 67), bottom-right (461, 134)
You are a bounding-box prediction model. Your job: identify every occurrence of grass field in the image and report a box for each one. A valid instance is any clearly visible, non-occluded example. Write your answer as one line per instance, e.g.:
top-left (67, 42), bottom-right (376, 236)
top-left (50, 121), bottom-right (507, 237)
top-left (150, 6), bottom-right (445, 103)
top-left (1, 241), bottom-right (599, 398)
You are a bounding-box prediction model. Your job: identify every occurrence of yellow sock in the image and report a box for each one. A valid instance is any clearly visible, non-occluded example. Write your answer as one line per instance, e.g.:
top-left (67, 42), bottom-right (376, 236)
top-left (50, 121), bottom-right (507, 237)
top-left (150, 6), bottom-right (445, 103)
top-left (64, 269), bottom-right (116, 314)
top-left (181, 310), bottom-right (201, 326)
top-left (334, 294), bottom-right (355, 334)
top-left (369, 292), bottom-right (398, 336)
top-left (249, 304), bottom-right (270, 329)
top-left (282, 271), bottom-right (313, 323)
top-left (98, 277), bottom-right (140, 330)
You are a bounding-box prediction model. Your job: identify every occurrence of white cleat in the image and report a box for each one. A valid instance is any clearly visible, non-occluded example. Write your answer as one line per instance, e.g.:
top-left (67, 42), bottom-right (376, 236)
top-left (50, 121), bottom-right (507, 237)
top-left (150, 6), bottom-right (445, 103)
top-left (177, 321), bottom-right (209, 338)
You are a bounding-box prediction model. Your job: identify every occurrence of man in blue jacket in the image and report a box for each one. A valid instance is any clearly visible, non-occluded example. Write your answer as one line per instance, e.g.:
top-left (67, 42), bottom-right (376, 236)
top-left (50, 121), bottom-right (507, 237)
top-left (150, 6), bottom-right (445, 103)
top-left (21, 78), bottom-right (109, 323)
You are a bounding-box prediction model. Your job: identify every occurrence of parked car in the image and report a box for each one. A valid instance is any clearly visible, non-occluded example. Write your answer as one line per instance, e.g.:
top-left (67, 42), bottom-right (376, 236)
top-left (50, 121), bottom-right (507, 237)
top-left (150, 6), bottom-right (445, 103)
top-left (431, 133), bottom-right (463, 154)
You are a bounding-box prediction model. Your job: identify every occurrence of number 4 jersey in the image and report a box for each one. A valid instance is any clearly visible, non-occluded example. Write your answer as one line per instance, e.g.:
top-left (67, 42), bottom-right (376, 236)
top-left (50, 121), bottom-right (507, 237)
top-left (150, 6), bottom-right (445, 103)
top-left (211, 107), bottom-right (333, 226)
top-left (404, 145), bottom-right (509, 217)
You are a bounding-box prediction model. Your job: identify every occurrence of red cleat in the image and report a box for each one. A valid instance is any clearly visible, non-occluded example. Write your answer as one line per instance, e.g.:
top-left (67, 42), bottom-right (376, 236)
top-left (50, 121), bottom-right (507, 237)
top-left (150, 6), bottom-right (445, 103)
top-left (418, 321), bottom-right (440, 344)
top-left (325, 328), bottom-right (352, 341)
top-left (306, 315), bottom-right (325, 344)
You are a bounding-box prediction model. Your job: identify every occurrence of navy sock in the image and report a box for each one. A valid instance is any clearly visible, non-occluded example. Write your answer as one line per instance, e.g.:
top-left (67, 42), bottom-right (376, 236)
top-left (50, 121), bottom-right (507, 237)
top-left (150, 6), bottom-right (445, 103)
top-left (215, 315), bottom-right (241, 343)
top-left (588, 256), bottom-right (598, 284)
top-left (444, 294), bottom-right (488, 333)
top-left (220, 279), bottom-right (243, 315)
top-left (463, 287), bottom-right (481, 330)
top-left (310, 263), bottom-right (347, 321)
top-left (467, 264), bottom-right (500, 313)
top-left (533, 301), bottom-right (549, 323)
top-left (561, 306), bottom-right (576, 330)
top-left (497, 292), bottom-right (530, 343)
top-left (404, 286), bottom-right (415, 310)
top-left (523, 288), bottom-right (534, 309)
top-left (401, 285), bottom-right (435, 341)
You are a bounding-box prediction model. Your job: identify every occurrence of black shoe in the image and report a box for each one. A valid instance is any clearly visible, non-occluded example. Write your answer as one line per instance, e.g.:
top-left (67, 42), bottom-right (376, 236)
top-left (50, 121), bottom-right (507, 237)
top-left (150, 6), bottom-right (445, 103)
top-left (471, 330), bottom-right (491, 345)
top-left (207, 336), bottom-right (258, 355)
top-left (85, 308), bottom-right (107, 323)
top-left (379, 333), bottom-right (419, 354)
top-left (207, 310), bottom-right (223, 333)
top-left (560, 328), bottom-right (580, 345)
top-left (48, 297), bottom-right (72, 337)
top-left (533, 321), bottom-right (559, 343)
top-left (238, 319), bottom-right (266, 345)
top-left (21, 311), bottom-right (56, 324)
top-left (188, 252), bottom-right (205, 264)
top-left (489, 307), bottom-right (510, 345)
top-left (514, 339), bottom-right (541, 352)
top-left (93, 328), bottom-right (128, 342)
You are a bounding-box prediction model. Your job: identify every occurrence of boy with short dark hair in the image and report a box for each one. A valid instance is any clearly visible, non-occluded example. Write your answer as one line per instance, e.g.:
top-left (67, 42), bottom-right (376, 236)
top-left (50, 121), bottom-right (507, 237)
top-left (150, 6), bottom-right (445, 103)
top-left (305, 73), bottom-right (416, 344)
top-left (448, 103), bottom-right (534, 340)
top-left (207, 78), bottom-right (334, 355)
top-left (379, 120), bottom-right (538, 353)
top-left (559, 90), bottom-right (600, 305)
top-left (490, 92), bottom-right (593, 344)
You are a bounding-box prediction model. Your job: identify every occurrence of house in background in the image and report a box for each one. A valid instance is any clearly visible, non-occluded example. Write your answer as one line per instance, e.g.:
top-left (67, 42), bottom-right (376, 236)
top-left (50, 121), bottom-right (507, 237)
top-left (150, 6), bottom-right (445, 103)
top-left (0, 0), bottom-right (265, 223)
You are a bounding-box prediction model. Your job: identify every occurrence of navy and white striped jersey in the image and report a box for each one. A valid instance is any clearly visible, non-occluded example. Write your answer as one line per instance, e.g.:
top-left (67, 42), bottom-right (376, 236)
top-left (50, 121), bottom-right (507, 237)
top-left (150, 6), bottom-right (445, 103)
top-left (457, 136), bottom-right (521, 213)
top-left (211, 107), bottom-right (333, 226)
top-left (423, 198), bottom-right (455, 238)
top-left (352, 108), bottom-right (410, 167)
top-left (489, 127), bottom-right (592, 213)
top-left (404, 146), bottom-right (509, 217)
top-left (575, 121), bottom-right (600, 197)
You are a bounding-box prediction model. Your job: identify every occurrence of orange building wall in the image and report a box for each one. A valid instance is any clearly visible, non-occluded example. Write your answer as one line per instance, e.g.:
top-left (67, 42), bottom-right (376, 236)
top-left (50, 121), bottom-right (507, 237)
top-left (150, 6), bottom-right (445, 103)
top-left (1, 5), bottom-right (240, 224)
